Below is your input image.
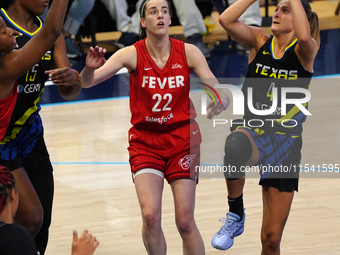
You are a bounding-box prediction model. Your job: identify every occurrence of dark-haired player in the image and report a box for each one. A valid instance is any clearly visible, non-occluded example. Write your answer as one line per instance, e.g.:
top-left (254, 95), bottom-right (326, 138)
top-left (0, 0), bottom-right (81, 253)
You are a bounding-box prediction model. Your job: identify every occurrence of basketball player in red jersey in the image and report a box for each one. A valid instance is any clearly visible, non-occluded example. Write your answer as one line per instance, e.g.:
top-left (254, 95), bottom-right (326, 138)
top-left (80, 0), bottom-right (229, 254)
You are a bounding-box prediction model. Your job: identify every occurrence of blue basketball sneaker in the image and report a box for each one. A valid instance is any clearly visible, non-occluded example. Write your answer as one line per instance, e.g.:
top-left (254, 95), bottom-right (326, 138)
top-left (211, 211), bottom-right (245, 250)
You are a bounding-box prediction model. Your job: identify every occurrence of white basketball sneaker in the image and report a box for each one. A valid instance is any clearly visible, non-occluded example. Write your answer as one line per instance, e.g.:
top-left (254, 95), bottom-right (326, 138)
top-left (211, 211), bottom-right (245, 250)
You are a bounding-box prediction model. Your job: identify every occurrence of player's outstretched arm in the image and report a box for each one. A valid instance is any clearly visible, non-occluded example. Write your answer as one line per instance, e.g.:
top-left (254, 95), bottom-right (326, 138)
top-left (81, 45), bottom-right (137, 89)
top-left (0, 0), bottom-right (69, 83)
top-left (185, 43), bottom-right (229, 119)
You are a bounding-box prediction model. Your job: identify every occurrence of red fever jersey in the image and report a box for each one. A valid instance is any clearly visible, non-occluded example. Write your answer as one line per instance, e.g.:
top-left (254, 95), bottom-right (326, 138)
top-left (129, 38), bottom-right (196, 128)
top-left (128, 38), bottom-right (201, 182)
top-left (0, 82), bottom-right (18, 140)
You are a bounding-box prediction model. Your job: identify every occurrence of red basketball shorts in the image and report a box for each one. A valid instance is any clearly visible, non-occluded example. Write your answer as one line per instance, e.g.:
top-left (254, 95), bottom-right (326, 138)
top-left (128, 120), bottom-right (201, 183)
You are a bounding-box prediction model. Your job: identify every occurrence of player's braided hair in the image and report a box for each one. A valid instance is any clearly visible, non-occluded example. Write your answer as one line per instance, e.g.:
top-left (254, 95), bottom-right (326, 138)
top-left (0, 0), bottom-right (14, 10)
top-left (301, 0), bottom-right (320, 46)
top-left (139, 0), bottom-right (172, 40)
top-left (0, 166), bottom-right (16, 215)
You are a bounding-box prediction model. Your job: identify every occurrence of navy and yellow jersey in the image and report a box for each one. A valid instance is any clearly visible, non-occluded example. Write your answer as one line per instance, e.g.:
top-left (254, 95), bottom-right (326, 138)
top-left (0, 8), bottom-right (53, 144)
top-left (242, 36), bottom-right (313, 132)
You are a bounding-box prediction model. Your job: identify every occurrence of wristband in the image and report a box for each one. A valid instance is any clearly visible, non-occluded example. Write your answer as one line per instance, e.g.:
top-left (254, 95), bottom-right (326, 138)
top-left (73, 69), bottom-right (81, 84)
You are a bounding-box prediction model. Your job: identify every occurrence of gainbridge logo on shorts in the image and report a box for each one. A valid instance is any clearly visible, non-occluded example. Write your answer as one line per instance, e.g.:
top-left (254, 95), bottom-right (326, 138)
top-left (178, 155), bottom-right (196, 170)
top-left (200, 81), bottom-right (311, 129)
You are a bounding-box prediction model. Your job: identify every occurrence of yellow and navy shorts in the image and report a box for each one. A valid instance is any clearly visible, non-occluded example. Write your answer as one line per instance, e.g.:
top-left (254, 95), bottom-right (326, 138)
top-left (238, 126), bottom-right (301, 192)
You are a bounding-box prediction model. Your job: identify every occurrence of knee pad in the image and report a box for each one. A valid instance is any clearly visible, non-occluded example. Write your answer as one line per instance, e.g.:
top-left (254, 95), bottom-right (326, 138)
top-left (224, 131), bottom-right (252, 180)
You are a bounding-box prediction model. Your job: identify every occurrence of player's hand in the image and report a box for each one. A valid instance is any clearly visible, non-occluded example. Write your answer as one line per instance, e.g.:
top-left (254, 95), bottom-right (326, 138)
top-left (13, 29), bottom-right (22, 38)
top-left (72, 229), bottom-right (99, 255)
top-left (45, 67), bottom-right (78, 86)
top-left (13, 29), bottom-right (22, 48)
top-left (12, 29), bottom-right (22, 49)
top-left (86, 46), bottom-right (107, 70)
top-left (206, 89), bottom-right (230, 119)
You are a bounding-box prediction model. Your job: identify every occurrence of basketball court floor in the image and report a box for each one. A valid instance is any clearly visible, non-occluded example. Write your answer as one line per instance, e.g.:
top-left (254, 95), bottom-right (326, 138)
top-left (42, 1), bottom-right (340, 254)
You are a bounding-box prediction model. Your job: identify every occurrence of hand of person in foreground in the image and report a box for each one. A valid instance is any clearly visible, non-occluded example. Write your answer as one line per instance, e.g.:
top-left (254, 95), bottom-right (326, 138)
top-left (72, 229), bottom-right (99, 255)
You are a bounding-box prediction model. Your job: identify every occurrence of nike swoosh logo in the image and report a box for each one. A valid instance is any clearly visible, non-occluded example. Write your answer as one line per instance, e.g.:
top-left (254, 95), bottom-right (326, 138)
top-left (129, 134), bottom-right (134, 141)
top-left (193, 130), bottom-right (199, 135)
top-left (263, 51), bottom-right (271, 55)
top-left (144, 67), bottom-right (153, 71)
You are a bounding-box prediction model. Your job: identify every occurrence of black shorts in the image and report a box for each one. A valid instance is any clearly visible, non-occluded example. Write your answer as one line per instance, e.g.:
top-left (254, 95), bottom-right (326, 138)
top-left (0, 134), bottom-right (53, 178)
top-left (259, 177), bottom-right (299, 192)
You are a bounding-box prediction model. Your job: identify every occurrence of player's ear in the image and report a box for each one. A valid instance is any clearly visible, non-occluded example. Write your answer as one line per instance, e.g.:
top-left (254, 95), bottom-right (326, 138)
top-left (9, 188), bottom-right (16, 202)
top-left (141, 18), bottom-right (147, 28)
top-left (9, 188), bottom-right (19, 214)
